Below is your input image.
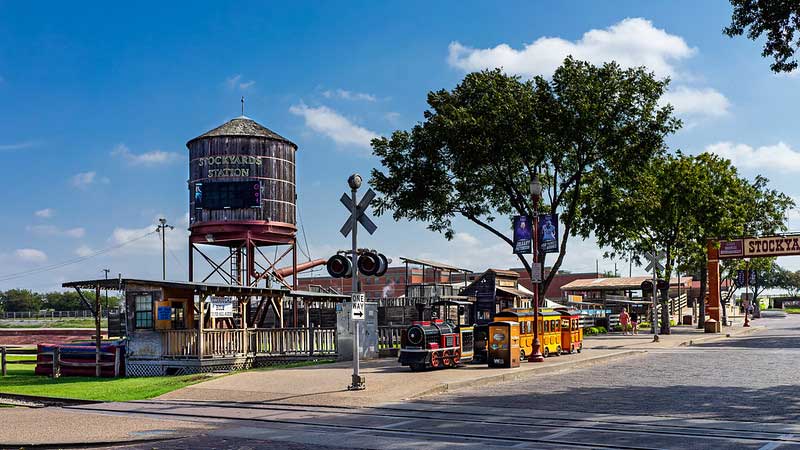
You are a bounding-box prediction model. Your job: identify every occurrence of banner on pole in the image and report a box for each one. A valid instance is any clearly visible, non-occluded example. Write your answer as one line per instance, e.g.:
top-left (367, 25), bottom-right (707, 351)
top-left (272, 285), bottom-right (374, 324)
top-left (512, 215), bottom-right (532, 254)
top-left (538, 213), bottom-right (559, 253)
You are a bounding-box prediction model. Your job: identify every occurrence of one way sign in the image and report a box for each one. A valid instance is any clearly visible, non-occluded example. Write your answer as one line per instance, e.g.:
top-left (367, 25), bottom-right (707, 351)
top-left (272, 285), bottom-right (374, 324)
top-left (351, 293), bottom-right (366, 321)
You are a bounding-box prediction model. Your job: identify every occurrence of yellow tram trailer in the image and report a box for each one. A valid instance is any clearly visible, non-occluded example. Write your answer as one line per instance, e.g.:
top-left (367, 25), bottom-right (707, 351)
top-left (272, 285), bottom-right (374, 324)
top-left (493, 309), bottom-right (564, 359)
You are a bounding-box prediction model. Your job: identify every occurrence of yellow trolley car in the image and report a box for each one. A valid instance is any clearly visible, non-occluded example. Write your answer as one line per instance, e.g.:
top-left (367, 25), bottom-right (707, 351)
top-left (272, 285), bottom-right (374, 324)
top-left (494, 309), bottom-right (564, 359)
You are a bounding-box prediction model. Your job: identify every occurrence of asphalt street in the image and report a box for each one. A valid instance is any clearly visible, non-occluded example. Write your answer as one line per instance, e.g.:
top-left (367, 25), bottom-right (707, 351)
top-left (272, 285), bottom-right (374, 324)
top-left (71, 312), bottom-right (800, 450)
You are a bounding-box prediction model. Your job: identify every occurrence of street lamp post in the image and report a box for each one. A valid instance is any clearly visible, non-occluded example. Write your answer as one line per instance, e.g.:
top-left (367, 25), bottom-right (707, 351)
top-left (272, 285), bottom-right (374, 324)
top-left (529, 174), bottom-right (545, 363)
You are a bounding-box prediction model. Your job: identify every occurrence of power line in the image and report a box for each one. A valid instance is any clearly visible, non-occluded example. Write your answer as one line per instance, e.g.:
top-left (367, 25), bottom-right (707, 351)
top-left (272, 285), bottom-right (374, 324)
top-left (297, 200), bottom-right (313, 261)
top-left (0, 230), bottom-right (157, 283)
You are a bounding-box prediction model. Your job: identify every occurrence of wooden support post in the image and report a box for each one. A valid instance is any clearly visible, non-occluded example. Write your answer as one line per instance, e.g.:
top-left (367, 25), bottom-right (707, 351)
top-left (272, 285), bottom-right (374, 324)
top-left (707, 240), bottom-right (722, 324)
top-left (198, 295), bottom-right (205, 358)
top-left (52, 347), bottom-right (61, 379)
top-left (242, 297), bottom-right (248, 355)
top-left (305, 300), bottom-right (312, 356)
top-left (95, 285), bottom-right (102, 378)
top-left (114, 348), bottom-right (121, 378)
top-left (1, 347), bottom-right (6, 377)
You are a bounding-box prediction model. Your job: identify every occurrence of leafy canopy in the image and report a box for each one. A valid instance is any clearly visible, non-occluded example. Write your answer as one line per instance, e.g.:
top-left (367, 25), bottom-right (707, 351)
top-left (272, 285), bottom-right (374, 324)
top-left (725, 0), bottom-right (800, 73)
top-left (370, 58), bottom-right (680, 293)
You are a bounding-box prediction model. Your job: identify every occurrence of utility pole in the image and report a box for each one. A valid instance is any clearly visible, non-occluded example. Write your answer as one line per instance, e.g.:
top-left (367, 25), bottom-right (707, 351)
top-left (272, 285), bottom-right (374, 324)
top-left (102, 268), bottom-right (110, 310)
top-left (156, 218), bottom-right (174, 280)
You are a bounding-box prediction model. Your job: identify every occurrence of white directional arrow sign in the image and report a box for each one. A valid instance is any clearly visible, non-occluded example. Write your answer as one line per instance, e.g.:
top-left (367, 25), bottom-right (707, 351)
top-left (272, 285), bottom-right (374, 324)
top-left (340, 188), bottom-right (377, 237)
top-left (644, 250), bottom-right (666, 273)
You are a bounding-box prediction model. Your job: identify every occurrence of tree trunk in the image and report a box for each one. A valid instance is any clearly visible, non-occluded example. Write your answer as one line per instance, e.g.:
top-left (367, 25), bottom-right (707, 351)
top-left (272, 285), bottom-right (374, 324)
top-left (659, 288), bottom-right (671, 334)
top-left (697, 262), bottom-right (707, 329)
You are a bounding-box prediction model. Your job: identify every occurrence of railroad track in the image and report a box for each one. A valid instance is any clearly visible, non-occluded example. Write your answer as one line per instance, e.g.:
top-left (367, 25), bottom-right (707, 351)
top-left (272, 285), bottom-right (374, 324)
top-left (67, 399), bottom-right (800, 449)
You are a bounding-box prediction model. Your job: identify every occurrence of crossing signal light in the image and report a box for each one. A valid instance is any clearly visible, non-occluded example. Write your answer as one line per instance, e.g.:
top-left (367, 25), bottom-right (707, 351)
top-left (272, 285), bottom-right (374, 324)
top-left (327, 251), bottom-right (390, 278)
top-left (326, 254), bottom-right (352, 278)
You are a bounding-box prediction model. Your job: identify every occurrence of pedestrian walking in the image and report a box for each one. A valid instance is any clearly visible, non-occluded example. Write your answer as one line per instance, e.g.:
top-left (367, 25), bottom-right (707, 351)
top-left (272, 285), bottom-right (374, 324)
top-left (630, 311), bottom-right (639, 335)
top-left (619, 309), bottom-right (630, 335)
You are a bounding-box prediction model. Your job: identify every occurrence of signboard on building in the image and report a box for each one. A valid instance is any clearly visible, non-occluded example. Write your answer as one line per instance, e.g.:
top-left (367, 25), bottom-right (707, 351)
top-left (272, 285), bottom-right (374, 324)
top-left (719, 240), bottom-right (744, 258)
top-left (209, 296), bottom-right (234, 318)
top-left (512, 215), bottom-right (532, 254)
top-left (539, 213), bottom-right (559, 253)
top-left (743, 236), bottom-right (800, 258)
top-left (157, 306), bottom-right (171, 321)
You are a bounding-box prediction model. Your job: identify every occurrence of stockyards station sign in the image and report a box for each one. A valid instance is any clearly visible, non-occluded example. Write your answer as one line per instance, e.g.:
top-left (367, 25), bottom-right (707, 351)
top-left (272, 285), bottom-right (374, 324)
top-left (719, 235), bottom-right (800, 259)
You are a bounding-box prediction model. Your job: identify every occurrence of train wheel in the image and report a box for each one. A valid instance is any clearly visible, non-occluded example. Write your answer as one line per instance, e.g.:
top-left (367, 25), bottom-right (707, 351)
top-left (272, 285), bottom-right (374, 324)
top-left (543, 347), bottom-right (550, 358)
top-left (453, 355), bottom-right (461, 366)
top-left (556, 346), bottom-right (562, 356)
top-left (570, 344), bottom-right (575, 354)
top-left (430, 352), bottom-right (441, 369)
top-left (520, 349), bottom-right (526, 361)
top-left (442, 350), bottom-right (452, 367)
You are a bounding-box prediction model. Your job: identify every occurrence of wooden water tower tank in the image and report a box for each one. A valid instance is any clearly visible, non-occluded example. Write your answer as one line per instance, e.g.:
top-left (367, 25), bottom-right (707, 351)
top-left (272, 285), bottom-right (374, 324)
top-left (187, 116), bottom-right (298, 285)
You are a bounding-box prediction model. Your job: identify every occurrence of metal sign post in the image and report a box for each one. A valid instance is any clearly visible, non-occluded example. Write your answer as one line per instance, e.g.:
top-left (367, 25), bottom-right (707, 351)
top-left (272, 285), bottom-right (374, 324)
top-left (340, 173), bottom-right (376, 391)
top-left (644, 248), bottom-right (665, 338)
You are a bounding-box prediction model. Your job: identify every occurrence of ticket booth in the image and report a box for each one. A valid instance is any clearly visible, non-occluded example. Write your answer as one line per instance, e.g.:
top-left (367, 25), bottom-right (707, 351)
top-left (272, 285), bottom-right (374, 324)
top-left (487, 321), bottom-right (520, 368)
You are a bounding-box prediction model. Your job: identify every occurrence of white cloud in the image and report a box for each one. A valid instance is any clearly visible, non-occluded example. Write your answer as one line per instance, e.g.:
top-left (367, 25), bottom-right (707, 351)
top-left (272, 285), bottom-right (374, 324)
top-left (226, 74), bottom-right (255, 91)
top-left (111, 143), bottom-right (181, 166)
top-left (661, 86), bottom-right (730, 118)
top-left (0, 141), bottom-right (38, 151)
top-left (447, 18), bottom-right (695, 79)
top-left (15, 248), bottom-right (47, 263)
top-left (71, 171), bottom-right (99, 188)
top-left (289, 103), bottom-right (379, 150)
top-left (109, 219), bottom-right (187, 255)
top-left (74, 245), bottom-right (94, 257)
top-left (34, 208), bottom-right (54, 218)
top-left (706, 141), bottom-right (800, 173)
top-left (26, 225), bottom-right (85, 238)
top-left (322, 89), bottom-right (377, 102)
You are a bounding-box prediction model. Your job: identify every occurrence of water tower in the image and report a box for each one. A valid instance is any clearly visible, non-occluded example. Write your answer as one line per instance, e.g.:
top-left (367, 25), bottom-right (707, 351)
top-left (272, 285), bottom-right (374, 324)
top-left (187, 115), bottom-right (301, 288)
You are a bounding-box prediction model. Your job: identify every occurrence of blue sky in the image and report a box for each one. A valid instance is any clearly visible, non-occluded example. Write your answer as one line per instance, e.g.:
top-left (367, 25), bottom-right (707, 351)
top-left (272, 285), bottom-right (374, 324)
top-left (2, 1), bottom-right (800, 291)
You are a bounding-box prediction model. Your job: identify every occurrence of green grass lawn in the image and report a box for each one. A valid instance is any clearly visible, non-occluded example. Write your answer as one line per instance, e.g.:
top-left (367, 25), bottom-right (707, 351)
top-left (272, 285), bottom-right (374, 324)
top-left (0, 356), bottom-right (335, 402)
top-left (0, 318), bottom-right (99, 328)
top-left (784, 307), bottom-right (800, 314)
top-left (0, 356), bottom-right (211, 401)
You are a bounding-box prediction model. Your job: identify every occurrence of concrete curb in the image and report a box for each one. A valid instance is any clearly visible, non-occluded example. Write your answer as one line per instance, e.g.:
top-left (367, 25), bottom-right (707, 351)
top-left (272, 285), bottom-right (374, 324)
top-left (682, 325), bottom-right (765, 347)
top-left (410, 350), bottom-right (644, 400)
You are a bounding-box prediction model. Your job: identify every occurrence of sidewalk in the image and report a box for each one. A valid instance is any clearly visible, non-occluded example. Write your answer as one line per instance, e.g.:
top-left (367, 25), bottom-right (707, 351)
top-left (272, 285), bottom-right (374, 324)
top-left (585, 323), bottom-right (763, 350)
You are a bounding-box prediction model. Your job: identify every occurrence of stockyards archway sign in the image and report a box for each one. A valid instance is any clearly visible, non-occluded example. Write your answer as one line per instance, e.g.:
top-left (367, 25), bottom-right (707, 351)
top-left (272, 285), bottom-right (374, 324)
top-left (707, 235), bottom-right (800, 330)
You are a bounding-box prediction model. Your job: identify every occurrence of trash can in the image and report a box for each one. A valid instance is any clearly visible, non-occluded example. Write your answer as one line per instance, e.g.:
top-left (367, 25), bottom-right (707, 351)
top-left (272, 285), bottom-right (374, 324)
top-left (487, 321), bottom-right (520, 368)
top-left (704, 318), bottom-right (720, 334)
top-left (682, 315), bottom-right (693, 326)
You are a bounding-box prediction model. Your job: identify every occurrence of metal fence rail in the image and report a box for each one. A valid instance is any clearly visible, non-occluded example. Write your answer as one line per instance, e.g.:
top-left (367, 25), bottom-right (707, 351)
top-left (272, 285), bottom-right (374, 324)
top-left (1, 310), bottom-right (108, 319)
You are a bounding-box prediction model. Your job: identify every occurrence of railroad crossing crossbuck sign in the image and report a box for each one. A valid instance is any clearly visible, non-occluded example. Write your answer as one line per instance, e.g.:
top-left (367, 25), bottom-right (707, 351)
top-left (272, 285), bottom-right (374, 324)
top-left (644, 250), bottom-right (666, 273)
top-left (351, 293), bottom-right (366, 321)
top-left (340, 188), bottom-right (377, 237)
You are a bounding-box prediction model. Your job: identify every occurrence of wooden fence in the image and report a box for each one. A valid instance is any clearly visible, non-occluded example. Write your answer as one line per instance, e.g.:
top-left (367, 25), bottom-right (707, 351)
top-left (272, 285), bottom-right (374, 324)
top-left (159, 328), bottom-right (336, 358)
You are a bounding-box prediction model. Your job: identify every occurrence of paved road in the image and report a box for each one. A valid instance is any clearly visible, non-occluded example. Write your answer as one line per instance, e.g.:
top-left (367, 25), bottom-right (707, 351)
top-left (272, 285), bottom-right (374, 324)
top-left (71, 313), bottom-right (800, 450)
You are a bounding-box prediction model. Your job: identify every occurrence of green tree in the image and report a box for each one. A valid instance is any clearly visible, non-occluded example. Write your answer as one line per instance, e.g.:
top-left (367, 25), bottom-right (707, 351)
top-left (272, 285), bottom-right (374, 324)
top-left (780, 269), bottom-right (800, 297)
top-left (370, 59), bottom-right (679, 296)
top-left (725, 1), bottom-right (800, 73)
top-left (43, 291), bottom-right (85, 311)
top-left (577, 152), bottom-right (753, 333)
top-left (0, 289), bottom-right (43, 312)
top-left (682, 174), bottom-right (792, 326)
